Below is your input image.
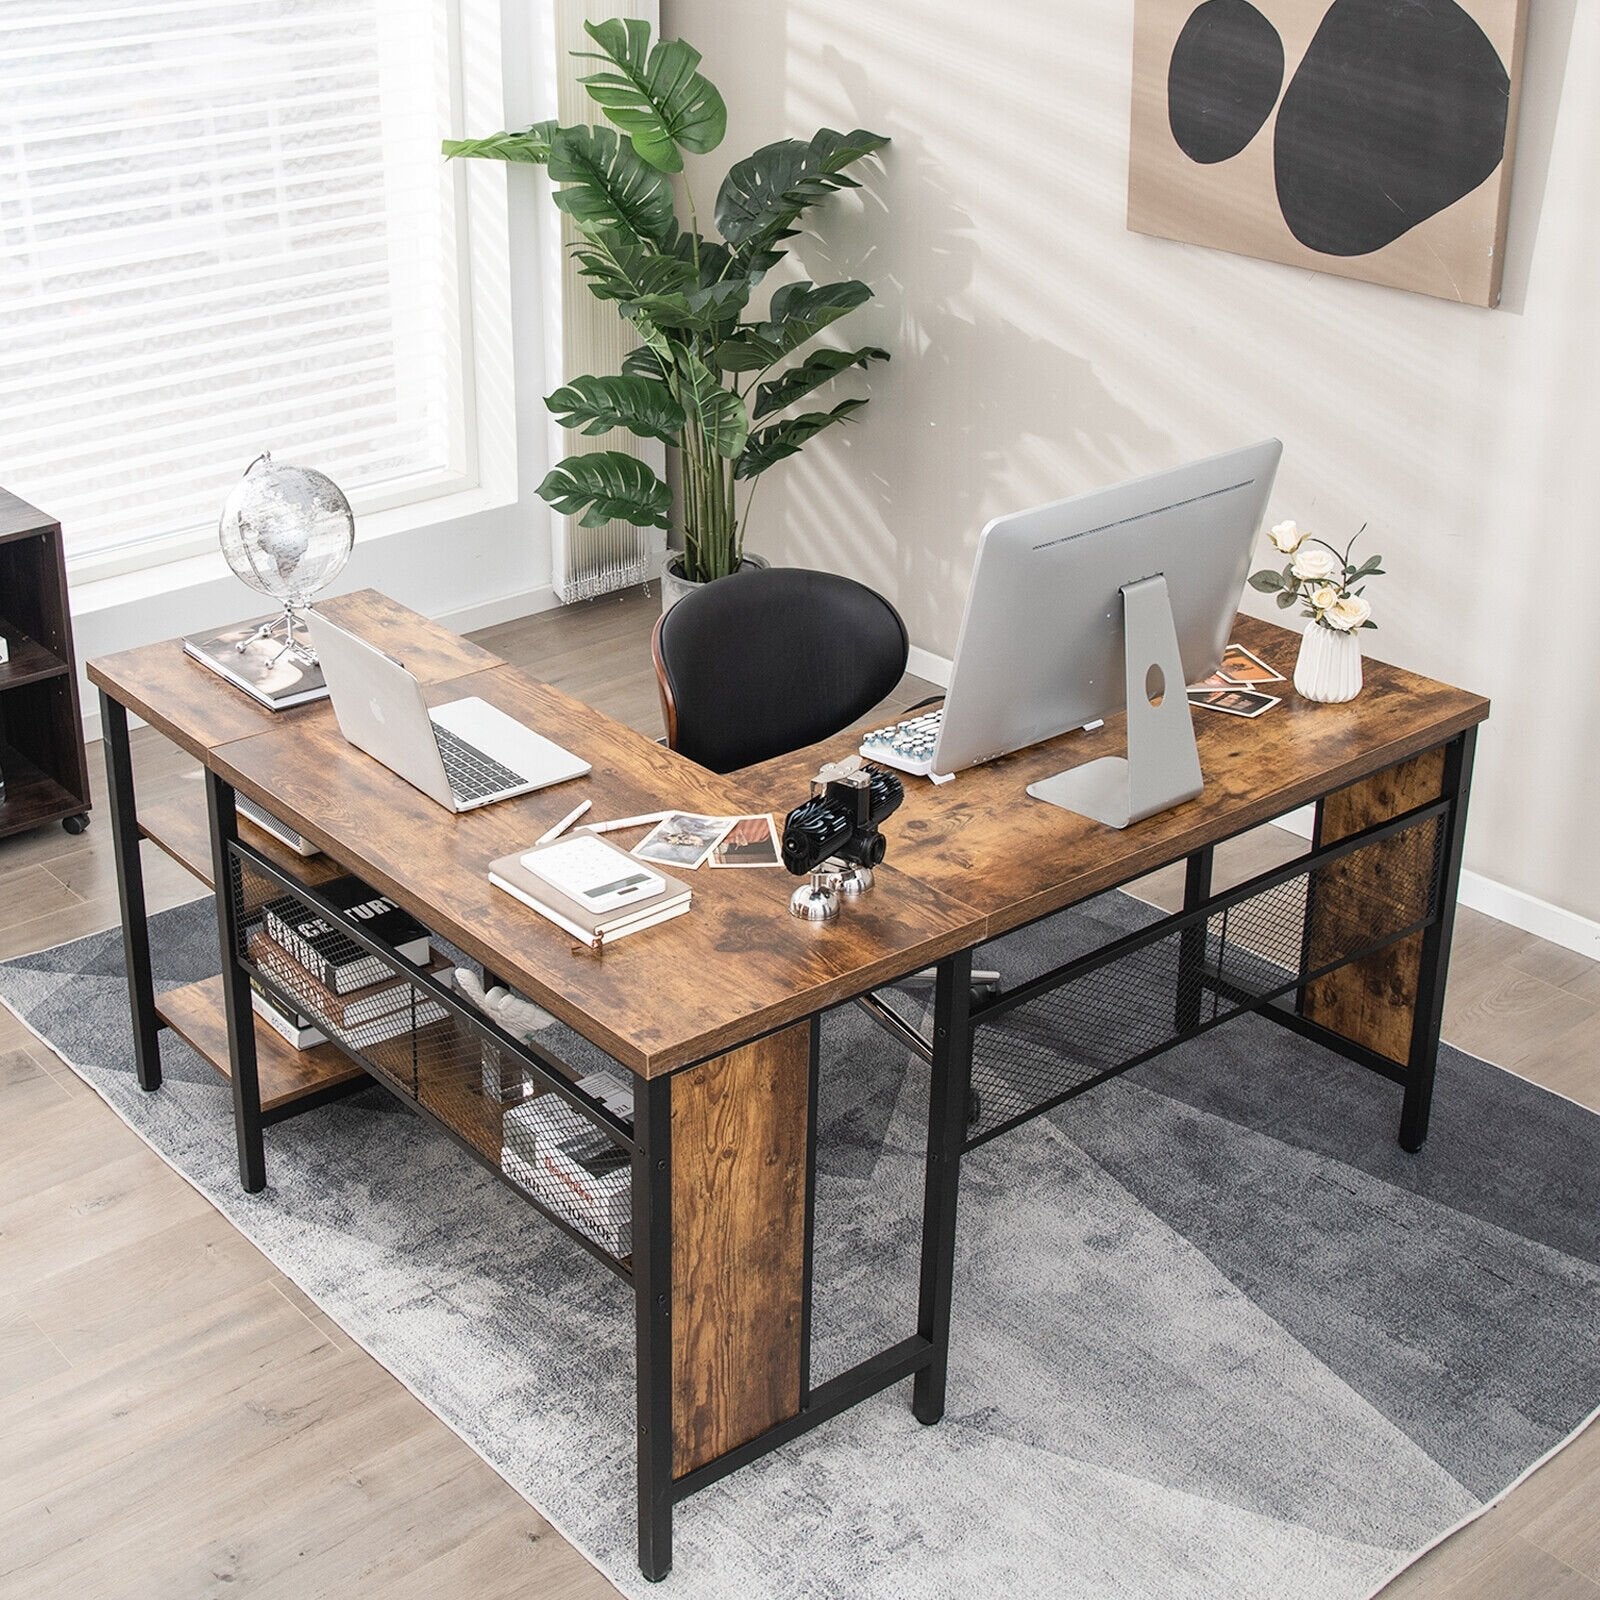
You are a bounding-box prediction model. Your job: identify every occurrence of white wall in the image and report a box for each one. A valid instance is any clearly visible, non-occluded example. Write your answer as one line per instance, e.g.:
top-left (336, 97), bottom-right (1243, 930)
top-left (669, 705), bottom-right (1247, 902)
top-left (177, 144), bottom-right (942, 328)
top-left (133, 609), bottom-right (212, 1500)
top-left (664, 0), bottom-right (1600, 930)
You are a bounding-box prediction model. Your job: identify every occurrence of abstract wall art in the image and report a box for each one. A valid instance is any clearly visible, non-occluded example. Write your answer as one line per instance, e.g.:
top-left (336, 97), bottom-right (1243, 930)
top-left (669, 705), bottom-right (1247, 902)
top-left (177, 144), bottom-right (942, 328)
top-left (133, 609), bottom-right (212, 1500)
top-left (1128, 0), bottom-right (1530, 306)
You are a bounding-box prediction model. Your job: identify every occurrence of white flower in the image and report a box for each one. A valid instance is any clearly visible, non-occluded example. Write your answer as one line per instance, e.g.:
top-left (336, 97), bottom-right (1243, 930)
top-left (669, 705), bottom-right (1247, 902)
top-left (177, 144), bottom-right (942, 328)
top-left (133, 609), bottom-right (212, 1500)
top-left (1323, 595), bottom-right (1372, 631)
top-left (1268, 520), bottom-right (1306, 554)
top-left (1291, 545), bottom-right (1340, 582)
top-left (1307, 583), bottom-right (1340, 611)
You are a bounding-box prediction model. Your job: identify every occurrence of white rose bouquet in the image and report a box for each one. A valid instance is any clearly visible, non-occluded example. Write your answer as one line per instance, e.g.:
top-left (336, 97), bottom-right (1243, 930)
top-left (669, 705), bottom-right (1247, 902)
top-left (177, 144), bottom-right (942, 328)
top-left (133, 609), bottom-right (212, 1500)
top-left (1249, 520), bottom-right (1382, 632)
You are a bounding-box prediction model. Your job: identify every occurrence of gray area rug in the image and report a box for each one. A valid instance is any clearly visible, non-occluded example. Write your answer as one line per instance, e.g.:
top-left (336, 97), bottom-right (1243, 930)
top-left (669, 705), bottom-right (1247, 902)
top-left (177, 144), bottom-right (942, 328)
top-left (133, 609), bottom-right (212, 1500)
top-left (4, 893), bottom-right (1598, 1600)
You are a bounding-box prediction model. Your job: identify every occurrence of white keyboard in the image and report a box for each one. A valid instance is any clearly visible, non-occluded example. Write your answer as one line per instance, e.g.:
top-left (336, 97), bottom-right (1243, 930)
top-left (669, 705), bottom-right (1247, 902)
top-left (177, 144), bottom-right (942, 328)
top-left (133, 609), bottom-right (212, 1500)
top-left (860, 708), bottom-right (953, 782)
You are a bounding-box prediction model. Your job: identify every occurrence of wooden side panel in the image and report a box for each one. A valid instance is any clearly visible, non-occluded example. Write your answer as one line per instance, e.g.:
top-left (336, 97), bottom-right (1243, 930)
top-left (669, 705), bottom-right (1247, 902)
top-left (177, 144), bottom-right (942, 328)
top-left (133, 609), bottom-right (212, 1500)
top-left (1301, 747), bottom-right (1447, 1063)
top-left (670, 1021), bottom-right (810, 1478)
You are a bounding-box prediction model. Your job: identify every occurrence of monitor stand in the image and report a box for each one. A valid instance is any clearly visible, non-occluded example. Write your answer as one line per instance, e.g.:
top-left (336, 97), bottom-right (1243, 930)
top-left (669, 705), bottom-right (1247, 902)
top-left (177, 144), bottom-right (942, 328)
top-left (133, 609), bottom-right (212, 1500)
top-left (1025, 573), bottom-right (1204, 829)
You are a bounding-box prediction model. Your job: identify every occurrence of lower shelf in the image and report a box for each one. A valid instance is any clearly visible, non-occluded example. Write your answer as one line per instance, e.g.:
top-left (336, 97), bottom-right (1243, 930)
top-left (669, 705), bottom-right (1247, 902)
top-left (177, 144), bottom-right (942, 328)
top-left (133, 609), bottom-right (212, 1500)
top-left (155, 975), bottom-right (366, 1113)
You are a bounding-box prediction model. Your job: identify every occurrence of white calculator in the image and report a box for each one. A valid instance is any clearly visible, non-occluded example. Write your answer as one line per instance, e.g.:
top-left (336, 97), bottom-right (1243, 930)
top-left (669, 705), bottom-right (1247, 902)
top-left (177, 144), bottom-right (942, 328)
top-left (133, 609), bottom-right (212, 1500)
top-left (523, 836), bottom-right (666, 914)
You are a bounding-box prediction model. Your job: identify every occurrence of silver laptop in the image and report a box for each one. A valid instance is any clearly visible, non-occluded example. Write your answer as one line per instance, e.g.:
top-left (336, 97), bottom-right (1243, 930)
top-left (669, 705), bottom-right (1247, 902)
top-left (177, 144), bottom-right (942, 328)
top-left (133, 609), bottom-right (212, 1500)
top-left (305, 611), bottom-right (590, 812)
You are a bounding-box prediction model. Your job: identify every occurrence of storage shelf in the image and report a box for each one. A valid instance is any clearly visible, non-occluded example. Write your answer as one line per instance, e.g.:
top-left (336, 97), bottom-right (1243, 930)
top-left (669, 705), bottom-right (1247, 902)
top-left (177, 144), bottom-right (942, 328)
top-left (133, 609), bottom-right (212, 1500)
top-left (0, 618), bottom-right (68, 692)
top-left (155, 975), bottom-right (366, 1112)
top-left (0, 738), bottom-right (80, 835)
top-left (140, 795), bottom-right (343, 892)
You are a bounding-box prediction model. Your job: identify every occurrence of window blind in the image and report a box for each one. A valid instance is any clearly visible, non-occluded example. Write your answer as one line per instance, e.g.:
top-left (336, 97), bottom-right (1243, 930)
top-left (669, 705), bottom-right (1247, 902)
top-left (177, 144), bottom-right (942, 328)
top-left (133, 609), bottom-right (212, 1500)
top-left (0, 0), bottom-right (474, 572)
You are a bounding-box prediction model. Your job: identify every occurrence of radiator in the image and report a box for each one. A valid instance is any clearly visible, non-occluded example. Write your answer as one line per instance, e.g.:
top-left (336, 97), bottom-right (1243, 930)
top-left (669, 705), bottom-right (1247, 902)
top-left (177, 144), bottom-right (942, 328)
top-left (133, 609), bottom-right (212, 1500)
top-left (549, 0), bottom-right (667, 603)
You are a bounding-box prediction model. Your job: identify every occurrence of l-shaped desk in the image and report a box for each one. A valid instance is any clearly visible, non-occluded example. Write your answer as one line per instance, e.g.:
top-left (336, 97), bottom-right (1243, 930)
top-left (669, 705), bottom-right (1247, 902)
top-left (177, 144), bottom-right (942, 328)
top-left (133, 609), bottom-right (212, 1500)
top-left (89, 592), bottom-right (1488, 1581)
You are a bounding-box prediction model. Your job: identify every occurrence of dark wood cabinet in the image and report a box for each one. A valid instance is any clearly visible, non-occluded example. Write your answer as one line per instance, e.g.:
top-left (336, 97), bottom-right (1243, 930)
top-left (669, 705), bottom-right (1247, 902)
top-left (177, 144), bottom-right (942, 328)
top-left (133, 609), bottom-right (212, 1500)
top-left (0, 488), bottom-right (91, 838)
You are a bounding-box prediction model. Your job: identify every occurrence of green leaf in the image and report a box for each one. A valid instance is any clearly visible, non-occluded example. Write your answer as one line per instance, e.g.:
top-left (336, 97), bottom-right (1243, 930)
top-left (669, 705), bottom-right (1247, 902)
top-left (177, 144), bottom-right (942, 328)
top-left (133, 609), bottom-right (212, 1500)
top-left (1275, 589), bottom-right (1298, 609)
top-left (734, 398), bottom-right (865, 480)
top-left (442, 120), bottom-right (558, 164)
top-left (575, 18), bottom-right (726, 173)
top-left (536, 452), bottom-right (672, 529)
top-left (677, 353), bottom-right (749, 457)
top-left (545, 375), bottom-right (685, 443)
top-left (1247, 570), bottom-right (1284, 592)
top-left (715, 128), bottom-right (889, 252)
top-left (571, 226), bottom-right (698, 305)
top-left (621, 344), bottom-right (671, 383)
top-left (753, 345), bottom-right (889, 419)
top-left (547, 124), bottom-right (676, 247)
top-left (714, 279), bottom-right (873, 371)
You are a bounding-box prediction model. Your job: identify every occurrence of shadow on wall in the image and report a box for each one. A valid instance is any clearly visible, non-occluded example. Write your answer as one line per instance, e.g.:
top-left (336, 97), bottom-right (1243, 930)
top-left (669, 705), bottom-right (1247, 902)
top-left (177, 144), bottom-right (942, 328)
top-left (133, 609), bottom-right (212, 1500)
top-left (771, 42), bottom-right (1174, 656)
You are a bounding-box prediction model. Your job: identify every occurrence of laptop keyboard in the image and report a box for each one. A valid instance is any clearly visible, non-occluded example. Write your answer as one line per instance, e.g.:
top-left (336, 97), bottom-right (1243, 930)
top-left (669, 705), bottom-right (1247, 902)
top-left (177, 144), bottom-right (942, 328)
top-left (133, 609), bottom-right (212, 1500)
top-left (433, 723), bottom-right (526, 804)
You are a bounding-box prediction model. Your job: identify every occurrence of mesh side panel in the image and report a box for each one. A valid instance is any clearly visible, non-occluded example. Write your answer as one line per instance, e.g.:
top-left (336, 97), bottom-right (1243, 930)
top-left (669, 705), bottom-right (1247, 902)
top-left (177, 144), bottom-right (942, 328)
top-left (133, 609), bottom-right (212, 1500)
top-left (231, 849), bottom-right (633, 1263)
top-left (966, 812), bottom-right (1444, 1142)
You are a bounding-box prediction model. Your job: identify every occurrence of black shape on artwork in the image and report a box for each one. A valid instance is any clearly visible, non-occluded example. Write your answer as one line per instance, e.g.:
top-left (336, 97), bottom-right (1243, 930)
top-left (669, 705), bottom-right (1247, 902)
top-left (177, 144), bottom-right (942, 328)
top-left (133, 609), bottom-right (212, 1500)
top-left (1273, 0), bottom-right (1510, 256)
top-left (1167, 0), bottom-right (1285, 164)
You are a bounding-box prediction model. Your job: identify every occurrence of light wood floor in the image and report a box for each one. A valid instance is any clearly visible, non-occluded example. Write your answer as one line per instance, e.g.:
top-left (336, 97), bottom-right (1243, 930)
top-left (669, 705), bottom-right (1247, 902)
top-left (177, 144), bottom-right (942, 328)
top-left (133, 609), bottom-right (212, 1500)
top-left (2, 586), bottom-right (1596, 1599)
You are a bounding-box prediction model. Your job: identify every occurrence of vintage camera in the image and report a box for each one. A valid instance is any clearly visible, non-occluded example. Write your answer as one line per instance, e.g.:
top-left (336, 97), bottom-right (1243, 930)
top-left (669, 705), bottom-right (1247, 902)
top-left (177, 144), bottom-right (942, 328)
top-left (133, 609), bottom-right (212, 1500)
top-left (782, 757), bottom-right (904, 921)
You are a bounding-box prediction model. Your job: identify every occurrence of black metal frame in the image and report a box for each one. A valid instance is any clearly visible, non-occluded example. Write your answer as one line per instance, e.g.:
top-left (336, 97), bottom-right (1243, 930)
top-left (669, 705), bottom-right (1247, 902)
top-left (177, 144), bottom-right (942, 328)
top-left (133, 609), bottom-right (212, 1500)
top-left (99, 690), bottom-right (162, 1092)
top-left (115, 714), bottom-right (1477, 1584)
top-left (903, 729), bottom-right (1478, 1426)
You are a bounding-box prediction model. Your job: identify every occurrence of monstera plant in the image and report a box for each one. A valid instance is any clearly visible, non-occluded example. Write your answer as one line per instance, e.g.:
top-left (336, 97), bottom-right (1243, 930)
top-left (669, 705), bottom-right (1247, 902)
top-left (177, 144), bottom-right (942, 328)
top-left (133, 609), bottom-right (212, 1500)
top-left (444, 19), bottom-right (889, 585)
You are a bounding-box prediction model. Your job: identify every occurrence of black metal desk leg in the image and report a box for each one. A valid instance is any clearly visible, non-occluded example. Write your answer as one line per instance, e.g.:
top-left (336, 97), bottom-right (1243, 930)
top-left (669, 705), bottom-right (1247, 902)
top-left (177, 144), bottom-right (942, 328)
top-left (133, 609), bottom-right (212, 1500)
top-left (913, 946), bottom-right (974, 1426)
top-left (1400, 728), bottom-right (1477, 1152)
top-left (205, 772), bottom-right (266, 1193)
top-left (99, 690), bottom-right (163, 1092)
top-left (1175, 845), bottom-right (1215, 1033)
top-left (633, 1072), bottom-right (674, 1581)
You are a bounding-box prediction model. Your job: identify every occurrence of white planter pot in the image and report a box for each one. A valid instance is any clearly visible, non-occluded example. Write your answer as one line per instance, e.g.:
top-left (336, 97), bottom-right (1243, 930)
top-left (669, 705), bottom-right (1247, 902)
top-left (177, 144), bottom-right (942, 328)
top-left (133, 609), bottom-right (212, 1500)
top-left (660, 551), bottom-right (769, 614)
top-left (1293, 623), bottom-right (1363, 703)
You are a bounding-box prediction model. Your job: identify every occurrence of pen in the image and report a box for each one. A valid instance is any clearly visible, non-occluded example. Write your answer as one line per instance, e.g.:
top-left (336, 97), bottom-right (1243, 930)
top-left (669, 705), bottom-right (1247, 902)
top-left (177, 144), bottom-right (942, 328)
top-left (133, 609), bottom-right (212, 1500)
top-left (589, 811), bottom-right (670, 834)
top-left (536, 799), bottom-right (592, 845)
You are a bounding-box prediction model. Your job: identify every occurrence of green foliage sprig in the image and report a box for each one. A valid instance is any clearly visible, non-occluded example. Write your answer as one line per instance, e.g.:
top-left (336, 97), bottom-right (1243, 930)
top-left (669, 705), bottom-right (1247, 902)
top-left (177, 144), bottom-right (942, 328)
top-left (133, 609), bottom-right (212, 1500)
top-left (445, 19), bottom-right (889, 583)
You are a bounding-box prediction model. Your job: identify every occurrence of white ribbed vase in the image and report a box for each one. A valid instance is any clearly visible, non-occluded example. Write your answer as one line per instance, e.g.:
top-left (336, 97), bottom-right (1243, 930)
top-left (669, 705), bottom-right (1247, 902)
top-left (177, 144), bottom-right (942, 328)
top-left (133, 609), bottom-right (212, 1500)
top-left (1294, 623), bottom-right (1363, 703)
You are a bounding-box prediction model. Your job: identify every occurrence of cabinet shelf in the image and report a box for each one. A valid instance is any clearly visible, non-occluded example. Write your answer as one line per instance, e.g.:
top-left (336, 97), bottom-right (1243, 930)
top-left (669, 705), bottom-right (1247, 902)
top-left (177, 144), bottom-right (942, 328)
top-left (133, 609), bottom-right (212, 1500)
top-left (0, 618), bottom-right (69, 692)
top-left (0, 738), bottom-right (79, 834)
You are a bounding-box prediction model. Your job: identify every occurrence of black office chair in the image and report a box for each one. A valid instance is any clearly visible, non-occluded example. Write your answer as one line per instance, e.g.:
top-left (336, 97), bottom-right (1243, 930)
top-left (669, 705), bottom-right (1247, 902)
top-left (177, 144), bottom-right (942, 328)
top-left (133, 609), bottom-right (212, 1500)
top-left (652, 565), bottom-right (909, 774)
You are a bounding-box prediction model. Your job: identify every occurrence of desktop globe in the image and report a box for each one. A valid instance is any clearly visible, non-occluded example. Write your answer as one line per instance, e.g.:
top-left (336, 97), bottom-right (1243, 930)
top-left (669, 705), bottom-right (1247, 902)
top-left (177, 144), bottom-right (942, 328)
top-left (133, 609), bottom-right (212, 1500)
top-left (217, 451), bottom-right (355, 664)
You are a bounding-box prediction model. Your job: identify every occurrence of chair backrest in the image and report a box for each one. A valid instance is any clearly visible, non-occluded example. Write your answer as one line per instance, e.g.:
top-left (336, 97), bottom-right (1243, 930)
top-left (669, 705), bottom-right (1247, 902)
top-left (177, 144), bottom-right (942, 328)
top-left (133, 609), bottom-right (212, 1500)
top-left (652, 566), bottom-right (909, 773)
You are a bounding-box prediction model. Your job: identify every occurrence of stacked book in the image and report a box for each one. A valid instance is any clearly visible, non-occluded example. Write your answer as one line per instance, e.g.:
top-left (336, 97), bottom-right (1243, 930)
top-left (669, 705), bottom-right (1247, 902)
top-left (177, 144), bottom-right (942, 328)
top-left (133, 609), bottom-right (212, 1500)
top-left (503, 1093), bottom-right (631, 1257)
top-left (182, 616), bottom-right (329, 710)
top-left (250, 974), bottom-right (326, 1050)
top-left (247, 875), bottom-right (444, 1052)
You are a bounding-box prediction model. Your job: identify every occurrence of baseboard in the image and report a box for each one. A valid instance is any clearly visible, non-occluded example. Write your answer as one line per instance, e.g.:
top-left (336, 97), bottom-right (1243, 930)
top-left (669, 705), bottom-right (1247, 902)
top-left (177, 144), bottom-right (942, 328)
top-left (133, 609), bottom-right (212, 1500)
top-left (434, 583), bottom-right (561, 636)
top-left (906, 644), bottom-right (953, 690)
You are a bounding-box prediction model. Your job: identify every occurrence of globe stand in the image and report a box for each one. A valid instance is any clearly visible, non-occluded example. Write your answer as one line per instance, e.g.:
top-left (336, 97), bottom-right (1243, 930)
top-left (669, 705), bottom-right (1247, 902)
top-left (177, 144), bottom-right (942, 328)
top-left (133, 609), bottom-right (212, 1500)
top-left (235, 605), bottom-right (318, 668)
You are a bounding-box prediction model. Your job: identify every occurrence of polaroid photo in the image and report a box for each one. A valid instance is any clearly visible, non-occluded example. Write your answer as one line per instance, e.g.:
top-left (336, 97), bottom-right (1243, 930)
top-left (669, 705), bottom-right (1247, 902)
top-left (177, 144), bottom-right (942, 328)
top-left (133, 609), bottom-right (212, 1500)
top-left (1215, 642), bottom-right (1285, 685)
top-left (632, 812), bottom-right (735, 869)
top-left (708, 814), bottom-right (782, 869)
top-left (1188, 687), bottom-right (1281, 719)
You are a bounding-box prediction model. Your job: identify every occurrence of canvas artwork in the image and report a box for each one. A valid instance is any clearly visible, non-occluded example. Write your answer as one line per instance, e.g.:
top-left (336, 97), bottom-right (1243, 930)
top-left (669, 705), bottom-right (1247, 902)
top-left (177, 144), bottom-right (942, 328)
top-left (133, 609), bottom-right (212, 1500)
top-left (1127, 0), bottom-right (1529, 306)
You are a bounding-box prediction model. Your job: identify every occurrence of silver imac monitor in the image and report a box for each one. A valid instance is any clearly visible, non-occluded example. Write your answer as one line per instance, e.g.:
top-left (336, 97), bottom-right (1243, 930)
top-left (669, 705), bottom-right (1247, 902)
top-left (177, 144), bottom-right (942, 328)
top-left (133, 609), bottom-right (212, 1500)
top-left (931, 438), bottom-right (1282, 828)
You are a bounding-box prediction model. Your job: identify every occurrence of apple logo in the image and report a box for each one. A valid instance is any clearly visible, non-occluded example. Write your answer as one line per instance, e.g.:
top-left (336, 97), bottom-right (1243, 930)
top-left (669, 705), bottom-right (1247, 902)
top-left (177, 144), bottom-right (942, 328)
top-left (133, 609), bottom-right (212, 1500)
top-left (369, 699), bottom-right (386, 725)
